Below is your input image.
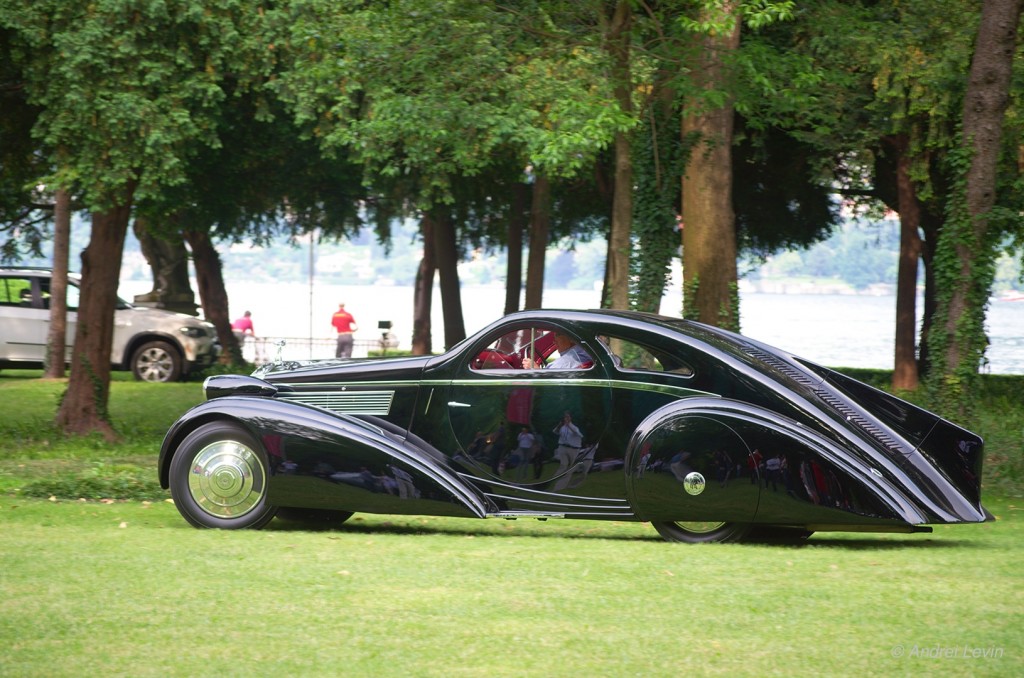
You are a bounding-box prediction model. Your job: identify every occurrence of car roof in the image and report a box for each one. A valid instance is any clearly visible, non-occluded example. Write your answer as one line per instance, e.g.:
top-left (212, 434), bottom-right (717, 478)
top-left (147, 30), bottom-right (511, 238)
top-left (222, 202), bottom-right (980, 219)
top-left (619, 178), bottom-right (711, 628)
top-left (0, 267), bottom-right (81, 280)
top-left (479, 308), bottom-right (819, 380)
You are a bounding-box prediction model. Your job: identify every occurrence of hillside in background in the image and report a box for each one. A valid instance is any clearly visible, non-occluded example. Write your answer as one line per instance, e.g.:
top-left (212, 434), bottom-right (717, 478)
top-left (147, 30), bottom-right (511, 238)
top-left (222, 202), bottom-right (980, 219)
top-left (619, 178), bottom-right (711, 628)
top-left (12, 215), bottom-right (1024, 297)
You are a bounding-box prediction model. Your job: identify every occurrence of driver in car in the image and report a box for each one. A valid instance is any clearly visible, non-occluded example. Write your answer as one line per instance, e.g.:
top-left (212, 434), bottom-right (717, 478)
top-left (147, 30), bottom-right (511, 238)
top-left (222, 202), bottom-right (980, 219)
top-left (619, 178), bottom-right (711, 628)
top-left (524, 331), bottom-right (591, 369)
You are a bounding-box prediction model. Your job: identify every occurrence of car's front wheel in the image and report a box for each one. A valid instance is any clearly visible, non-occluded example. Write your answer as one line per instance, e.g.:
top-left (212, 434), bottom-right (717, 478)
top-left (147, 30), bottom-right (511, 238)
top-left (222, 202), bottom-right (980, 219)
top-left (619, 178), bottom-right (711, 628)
top-left (168, 421), bottom-right (277, 529)
top-left (131, 340), bottom-right (182, 382)
top-left (651, 521), bottom-right (750, 544)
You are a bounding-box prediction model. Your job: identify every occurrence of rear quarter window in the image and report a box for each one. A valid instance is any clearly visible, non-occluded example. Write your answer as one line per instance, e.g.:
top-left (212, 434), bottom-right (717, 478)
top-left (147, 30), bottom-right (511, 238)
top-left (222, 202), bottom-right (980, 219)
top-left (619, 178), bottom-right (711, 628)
top-left (602, 335), bottom-right (694, 377)
top-left (0, 277), bottom-right (33, 306)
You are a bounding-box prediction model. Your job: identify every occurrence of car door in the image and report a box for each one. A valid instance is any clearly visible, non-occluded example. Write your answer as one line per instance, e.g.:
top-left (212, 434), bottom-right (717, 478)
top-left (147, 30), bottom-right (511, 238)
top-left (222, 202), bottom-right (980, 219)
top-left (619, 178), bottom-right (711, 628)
top-left (445, 322), bottom-right (612, 492)
top-left (37, 276), bottom-right (79, 363)
top-left (0, 274), bottom-right (49, 362)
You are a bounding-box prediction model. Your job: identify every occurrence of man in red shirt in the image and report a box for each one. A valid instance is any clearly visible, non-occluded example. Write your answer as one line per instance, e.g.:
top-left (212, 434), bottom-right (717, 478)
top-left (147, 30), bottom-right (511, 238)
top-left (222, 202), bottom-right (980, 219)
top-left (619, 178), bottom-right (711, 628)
top-left (331, 303), bottom-right (358, 358)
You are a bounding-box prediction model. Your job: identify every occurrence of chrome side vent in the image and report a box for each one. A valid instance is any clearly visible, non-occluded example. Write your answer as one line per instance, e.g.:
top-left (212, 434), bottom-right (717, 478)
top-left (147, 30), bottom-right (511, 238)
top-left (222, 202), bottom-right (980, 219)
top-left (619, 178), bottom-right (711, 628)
top-left (279, 390), bottom-right (395, 415)
top-left (746, 346), bottom-right (905, 453)
top-left (745, 347), bottom-right (819, 390)
top-left (814, 387), bottom-right (905, 453)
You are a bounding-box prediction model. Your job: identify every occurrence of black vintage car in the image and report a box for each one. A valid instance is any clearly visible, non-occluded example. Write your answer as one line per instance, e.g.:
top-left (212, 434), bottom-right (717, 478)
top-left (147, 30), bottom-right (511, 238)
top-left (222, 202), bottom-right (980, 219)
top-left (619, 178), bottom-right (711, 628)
top-left (158, 309), bottom-right (991, 542)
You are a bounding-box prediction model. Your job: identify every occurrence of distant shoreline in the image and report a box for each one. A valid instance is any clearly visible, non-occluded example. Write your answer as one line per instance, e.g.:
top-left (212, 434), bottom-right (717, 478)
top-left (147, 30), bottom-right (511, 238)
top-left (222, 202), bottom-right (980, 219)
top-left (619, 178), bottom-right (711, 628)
top-left (117, 279), bottom-right (1024, 375)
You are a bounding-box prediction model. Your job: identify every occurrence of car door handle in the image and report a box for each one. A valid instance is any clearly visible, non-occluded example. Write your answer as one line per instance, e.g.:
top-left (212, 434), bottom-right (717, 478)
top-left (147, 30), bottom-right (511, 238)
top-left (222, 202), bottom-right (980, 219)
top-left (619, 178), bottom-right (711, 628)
top-left (448, 401), bottom-right (471, 408)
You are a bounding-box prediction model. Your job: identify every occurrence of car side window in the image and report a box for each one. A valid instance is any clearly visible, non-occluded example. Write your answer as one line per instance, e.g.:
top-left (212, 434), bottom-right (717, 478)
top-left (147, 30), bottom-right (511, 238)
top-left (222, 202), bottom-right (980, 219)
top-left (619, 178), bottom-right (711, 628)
top-left (470, 331), bottom-right (526, 370)
top-left (469, 326), bottom-right (594, 371)
top-left (36, 279), bottom-right (80, 310)
top-left (0, 277), bottom-right (34, 307)
top-left (600, 335), bottom-right (694, 377)
top-left (63, 282), bottom-right (79, 310)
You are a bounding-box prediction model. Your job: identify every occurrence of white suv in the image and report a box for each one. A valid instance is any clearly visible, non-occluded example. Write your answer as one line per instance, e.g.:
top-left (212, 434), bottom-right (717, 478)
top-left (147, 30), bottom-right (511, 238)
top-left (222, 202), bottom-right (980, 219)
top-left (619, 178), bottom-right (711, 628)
top-left (0, 268), bottom-right (219, 382)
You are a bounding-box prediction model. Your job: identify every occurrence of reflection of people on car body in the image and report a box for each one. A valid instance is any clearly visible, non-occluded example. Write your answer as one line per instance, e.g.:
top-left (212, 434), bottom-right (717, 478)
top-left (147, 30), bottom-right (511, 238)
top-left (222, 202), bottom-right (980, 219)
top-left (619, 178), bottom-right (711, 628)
top-left (389, 464), bottom-right (418, 499)
top-left (512, 426), bottom-right (536, 481)
top-left (670, 450), bottom-right (693, 482)
top-left (636, 441), bottom-right (652, 478)
top-left (524, 331), bottom-right (591, 369)
top-left (554, 442), bottom-right (597, 491)
top-left (714, 449), bottom-right (733, 488)
top-left (552, 411), bottom-right (583, 480)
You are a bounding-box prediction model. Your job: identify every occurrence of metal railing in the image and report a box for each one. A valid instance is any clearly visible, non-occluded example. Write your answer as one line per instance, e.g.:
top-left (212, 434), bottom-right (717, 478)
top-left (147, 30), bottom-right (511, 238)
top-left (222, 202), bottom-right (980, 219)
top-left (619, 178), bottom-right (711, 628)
top-left (238, 334), bottom-right (400, 365)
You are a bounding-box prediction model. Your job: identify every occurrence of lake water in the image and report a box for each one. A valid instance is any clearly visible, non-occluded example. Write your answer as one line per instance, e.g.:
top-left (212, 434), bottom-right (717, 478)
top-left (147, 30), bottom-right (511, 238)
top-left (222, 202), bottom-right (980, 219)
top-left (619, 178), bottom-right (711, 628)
top-left (118, 279), bottom-right (1024, 374)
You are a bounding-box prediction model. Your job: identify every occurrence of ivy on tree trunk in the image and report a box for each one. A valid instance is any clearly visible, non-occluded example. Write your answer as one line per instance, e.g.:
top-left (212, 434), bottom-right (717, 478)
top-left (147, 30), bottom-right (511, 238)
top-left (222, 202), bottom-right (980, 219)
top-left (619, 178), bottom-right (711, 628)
top-left (925, 0), bottom-right (1022, 419)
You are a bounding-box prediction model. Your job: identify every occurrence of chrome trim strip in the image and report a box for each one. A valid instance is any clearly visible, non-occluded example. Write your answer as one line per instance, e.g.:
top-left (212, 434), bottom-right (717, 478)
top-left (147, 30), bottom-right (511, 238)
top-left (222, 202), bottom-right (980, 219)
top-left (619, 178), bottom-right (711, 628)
top-left (486, 510), bottom-right (635, 519)
top-left (453, 378), bottom-right (711, 399)
top-left (457, 473), bottom-right (629, 502)
top-left (486, 494), bottom-right (631, 511)
top-left (481, 489), bottom-right (630, 507)
top-left (278, 378), bottom-right (713, 400)
top-left (277, 381), bottom-right (424, 388)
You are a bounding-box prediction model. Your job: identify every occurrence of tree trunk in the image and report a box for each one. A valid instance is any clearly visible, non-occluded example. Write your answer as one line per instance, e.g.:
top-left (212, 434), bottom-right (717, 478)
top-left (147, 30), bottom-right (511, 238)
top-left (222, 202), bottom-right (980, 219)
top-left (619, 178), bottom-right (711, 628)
top-left (55, 192), bottom-right (135, 440)
top-left (184, 229), bottom-right (242, 366)
top-left (604, 0), bottom-right (633, 311)
top-left (889, 137), bottom-right (922, 391)
top-left (44, 187), bottom-right (72, 379)
top-left (431, 209), bottom-right (466, 349)
top-left (930, 0), bottom-right (1021, 415)
top-left (917, 213), bottom-right (941, 376)
top-left (411, 215), bottom-right (436, 355)
top-left (524, 174), bottom-right (551, 310)
top-left (504, 182), bottom-right (529, 316)
top-left (681, 4), bottom-right (741, 330)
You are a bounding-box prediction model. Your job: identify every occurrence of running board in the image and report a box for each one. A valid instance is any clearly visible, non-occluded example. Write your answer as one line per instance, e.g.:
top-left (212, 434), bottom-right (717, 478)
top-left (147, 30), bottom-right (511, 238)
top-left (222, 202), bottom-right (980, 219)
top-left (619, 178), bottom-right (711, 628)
top-left (805, 524), bottom-right (933, 534)
top-left (488, 511), bottom-right (566, 520)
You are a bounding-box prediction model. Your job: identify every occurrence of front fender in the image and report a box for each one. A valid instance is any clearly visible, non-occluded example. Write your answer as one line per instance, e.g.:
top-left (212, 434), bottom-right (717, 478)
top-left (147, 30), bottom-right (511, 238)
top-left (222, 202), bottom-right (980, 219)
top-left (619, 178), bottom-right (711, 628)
top-left (624, 398), bottom-right (936, 526)
top-left (159, 396), bottom-right (488, 519)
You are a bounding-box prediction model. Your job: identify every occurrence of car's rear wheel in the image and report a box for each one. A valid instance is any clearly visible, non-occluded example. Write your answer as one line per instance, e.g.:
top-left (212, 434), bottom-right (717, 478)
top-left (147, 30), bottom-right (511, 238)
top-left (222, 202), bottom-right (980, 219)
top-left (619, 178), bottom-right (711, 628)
top-left (651, 520), bottom-right (751, 544)
top-left (131, 340), bottom-right (182, 382)
top-left (169, 421), bottom-right (277, 529)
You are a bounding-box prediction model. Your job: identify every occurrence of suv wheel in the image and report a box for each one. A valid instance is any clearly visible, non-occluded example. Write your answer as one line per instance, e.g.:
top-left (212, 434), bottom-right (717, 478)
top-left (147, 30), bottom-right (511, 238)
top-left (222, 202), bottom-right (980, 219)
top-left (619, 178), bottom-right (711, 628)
top-left (131, 340), bottom-right (182, 382)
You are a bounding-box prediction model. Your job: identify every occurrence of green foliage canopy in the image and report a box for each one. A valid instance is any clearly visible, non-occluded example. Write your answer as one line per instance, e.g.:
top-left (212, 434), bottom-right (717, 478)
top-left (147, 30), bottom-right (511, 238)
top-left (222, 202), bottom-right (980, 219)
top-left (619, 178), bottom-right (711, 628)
top-left (0, 0), bottom-right (277, 210)
top-left (272, 0), bottom-right (633, 205)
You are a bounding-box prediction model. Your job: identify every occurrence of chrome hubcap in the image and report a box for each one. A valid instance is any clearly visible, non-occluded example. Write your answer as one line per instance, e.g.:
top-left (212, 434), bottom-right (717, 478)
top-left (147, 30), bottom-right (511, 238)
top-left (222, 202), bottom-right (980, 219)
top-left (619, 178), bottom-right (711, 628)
top-left (187, 440), bottom-right (265, 518)
top-left (674, 521), bottom-right (726, 534)
top-left (137, 348), bottom-right (173, 382)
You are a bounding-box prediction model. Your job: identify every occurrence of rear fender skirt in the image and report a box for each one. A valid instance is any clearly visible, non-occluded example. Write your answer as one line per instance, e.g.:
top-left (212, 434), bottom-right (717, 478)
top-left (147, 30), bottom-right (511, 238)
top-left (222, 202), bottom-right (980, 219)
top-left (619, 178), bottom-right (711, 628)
top-left (810, 366), bottom-right (986, 509)
top-left (624, 398), bottom-right (959, 526)
top-left (158, 396), bottom-right (487, 518)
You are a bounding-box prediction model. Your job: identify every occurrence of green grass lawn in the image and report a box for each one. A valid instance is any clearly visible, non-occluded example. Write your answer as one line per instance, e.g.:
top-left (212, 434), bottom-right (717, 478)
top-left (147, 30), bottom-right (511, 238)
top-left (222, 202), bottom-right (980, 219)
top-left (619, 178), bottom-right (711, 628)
top-left (1, 369), bottom-right (1022, 676)
top-left (1, 497), bottom-right (1021, 677)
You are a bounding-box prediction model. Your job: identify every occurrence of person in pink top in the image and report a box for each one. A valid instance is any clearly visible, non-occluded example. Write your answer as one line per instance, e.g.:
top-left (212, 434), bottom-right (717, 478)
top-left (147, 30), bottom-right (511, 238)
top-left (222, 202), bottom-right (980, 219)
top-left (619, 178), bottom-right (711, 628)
top-left (231, 310), bottom-right (255, 337)
top-left (331, 303), bottom-right (358, 358)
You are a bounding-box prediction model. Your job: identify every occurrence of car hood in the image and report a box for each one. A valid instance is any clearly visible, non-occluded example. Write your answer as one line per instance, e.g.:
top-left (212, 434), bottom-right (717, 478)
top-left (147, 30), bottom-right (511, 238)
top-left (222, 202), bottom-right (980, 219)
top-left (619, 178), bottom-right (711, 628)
top-left (115, 306), bottom-right (209, 329)
top-left (256, 354), bottom-right (435, 384)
